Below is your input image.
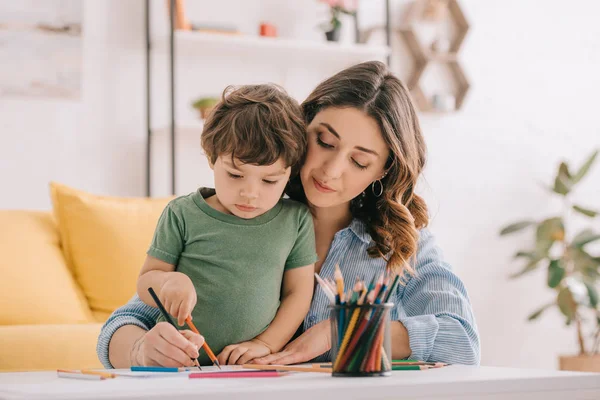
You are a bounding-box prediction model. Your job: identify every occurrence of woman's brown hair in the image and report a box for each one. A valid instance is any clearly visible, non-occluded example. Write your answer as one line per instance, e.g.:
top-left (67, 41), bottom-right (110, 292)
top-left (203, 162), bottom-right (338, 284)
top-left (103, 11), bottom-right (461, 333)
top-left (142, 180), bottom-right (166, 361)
top-left (287, 61), bottom-right (428, 275)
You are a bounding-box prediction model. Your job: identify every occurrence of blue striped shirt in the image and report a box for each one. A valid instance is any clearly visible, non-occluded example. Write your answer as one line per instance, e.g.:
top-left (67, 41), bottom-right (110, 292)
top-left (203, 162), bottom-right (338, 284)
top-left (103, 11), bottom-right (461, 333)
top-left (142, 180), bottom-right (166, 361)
top-left (97, 220), bottom-right (480, 368)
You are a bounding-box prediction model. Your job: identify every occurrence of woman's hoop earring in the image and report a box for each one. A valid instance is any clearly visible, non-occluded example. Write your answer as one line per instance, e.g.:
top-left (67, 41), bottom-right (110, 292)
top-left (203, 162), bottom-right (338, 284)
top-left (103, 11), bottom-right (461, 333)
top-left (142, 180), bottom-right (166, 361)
top-left (371, 179), bottom-right (383, 197)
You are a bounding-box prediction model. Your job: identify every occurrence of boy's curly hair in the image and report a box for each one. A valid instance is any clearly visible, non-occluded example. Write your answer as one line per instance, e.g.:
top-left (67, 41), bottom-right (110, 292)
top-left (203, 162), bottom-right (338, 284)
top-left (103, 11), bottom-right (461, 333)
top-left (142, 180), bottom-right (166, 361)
top-left (201, 84), bottom-right (306, 177)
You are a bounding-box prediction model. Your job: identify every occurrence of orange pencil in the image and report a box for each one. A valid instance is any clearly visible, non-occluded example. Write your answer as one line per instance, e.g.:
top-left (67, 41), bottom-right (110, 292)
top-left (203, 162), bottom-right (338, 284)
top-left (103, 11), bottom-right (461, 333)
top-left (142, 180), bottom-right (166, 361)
top-left (80, 369), bottom-right (117, 379)
top-left (185, 317), bottom-right (221, 370)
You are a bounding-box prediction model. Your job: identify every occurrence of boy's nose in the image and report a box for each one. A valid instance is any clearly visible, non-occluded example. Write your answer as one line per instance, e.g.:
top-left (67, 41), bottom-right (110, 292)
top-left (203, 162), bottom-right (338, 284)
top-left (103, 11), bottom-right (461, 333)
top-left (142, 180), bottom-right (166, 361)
top-left (240, 184), bottom-right (259, 200)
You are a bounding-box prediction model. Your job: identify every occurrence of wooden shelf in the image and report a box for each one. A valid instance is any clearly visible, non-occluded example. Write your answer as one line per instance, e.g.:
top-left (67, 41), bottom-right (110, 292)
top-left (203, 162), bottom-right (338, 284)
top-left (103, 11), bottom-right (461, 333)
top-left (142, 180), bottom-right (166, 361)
top-left (400, 0), bottom-right (470, 112)
top-left (152, 31), bottom-right (391, 62)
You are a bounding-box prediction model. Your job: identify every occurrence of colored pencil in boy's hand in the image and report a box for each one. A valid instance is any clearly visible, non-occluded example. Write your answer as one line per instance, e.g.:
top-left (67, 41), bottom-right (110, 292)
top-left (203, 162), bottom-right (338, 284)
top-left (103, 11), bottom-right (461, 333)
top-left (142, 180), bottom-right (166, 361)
top-left (147, 287), bottom-right (202, 370)
top-left (185, 316), bottom-right (222, 370)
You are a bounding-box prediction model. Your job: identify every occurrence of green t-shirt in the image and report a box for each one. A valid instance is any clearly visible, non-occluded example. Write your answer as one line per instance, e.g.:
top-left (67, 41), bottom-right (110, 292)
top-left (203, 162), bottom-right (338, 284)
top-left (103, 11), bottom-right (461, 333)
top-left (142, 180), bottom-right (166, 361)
top-left (148, 188), bottom-right (317, 365)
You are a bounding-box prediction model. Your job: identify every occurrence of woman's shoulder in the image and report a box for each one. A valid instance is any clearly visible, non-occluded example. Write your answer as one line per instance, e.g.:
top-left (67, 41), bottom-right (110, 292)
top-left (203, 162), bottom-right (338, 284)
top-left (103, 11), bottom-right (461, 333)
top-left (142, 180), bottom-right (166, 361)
top-left (414, 227), bottom-right (449, 270)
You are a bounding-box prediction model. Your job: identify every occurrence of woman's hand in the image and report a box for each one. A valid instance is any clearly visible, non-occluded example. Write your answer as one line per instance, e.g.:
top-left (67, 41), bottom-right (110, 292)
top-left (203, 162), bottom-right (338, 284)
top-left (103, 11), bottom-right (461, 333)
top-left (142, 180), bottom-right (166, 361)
top-left (159, 272), bottom-right (197, 326)
top-left (217, 339), bottom-right (272, 365)
top-left (252, 320), bottom-right (331, 365)
top-left (132, 322), bottom-right (204, 367)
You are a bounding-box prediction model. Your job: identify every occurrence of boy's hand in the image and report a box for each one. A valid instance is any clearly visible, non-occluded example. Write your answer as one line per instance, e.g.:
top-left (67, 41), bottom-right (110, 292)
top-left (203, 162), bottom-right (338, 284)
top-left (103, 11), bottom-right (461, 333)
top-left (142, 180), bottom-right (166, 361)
top-left (217, 339), bottom-right (272, 365)
top-left (253, 319), bottom-right (331, 365)
top-left (132, 322), bottom-right (204, 367)
top-left (159, 272), bottom-right (197, 326)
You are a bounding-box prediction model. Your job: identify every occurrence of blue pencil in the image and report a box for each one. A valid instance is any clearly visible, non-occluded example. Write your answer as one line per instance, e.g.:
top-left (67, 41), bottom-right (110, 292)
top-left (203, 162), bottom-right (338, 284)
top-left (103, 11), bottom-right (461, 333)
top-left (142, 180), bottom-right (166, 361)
top-left (131, 366), bottom-right (193, 373)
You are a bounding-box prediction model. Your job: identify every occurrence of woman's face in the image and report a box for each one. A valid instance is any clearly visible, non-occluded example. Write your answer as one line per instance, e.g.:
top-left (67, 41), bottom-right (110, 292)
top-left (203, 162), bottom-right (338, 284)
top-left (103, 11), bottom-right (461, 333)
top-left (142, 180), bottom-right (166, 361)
top-left (300, 107), bottom-right (390, 209)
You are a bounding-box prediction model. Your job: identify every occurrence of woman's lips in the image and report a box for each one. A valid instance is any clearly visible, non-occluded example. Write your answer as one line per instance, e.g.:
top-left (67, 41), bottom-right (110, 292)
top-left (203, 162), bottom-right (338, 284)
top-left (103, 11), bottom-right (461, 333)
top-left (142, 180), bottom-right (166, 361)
top-left (313, 178), bottom-right (336, 193)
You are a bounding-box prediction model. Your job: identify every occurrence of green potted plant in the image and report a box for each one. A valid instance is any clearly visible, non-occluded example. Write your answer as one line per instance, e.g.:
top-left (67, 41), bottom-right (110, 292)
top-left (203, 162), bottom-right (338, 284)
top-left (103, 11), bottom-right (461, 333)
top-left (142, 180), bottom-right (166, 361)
top-left (500, 150), bottom-right (600, 372)
top-left (191, 96), bottom-right (219, 120)
top-left (318, 0), bottom-right (357, 42)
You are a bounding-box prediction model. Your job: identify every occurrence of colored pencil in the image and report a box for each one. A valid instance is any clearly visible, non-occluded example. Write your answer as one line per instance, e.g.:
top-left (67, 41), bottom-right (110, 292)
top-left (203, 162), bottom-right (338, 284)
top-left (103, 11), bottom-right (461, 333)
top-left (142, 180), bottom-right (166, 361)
top-left (315, 273), bottom-right (336, 303)
top-left (241, 364), bottom-right (332, 373)
top-left (57, 370), bottom-right (106, 380)
top-left (147, 287), bottom-right (201, 370)
top-left (189, 370), bottom-right (285, 378)
top-left (185, 317), bottom-right (221, 370)
top-left (130, 366), bottom-right (195, 372)
top-left (391, 360), bottom-right (448, 367)
top-left (80, 369), bottom-right (117, 379)
top-left (392, 365), bottom-right (433, 371)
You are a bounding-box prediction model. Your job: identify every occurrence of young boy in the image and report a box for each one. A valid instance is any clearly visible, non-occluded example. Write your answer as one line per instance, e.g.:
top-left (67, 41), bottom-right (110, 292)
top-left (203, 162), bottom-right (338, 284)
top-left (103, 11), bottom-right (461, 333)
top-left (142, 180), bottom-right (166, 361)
top-left (137, 84), bottom-right (317, 366)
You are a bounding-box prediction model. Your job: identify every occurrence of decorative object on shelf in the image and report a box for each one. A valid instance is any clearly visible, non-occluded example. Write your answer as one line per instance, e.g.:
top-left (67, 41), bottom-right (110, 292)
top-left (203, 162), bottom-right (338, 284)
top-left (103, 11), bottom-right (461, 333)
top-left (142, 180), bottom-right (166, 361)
top-left (400, 0), bottom-right (470, 112)
top-left (259, 22), bottom-right (278, 38)
top-left (499, 150), bottom-right (600, 373)
top-left (318, 0), bottom-right (358, 42)
top-left (190, 22), bottom-right (240, 35)
top-left (167, 0), bottom-right (191, 30)
top-left (191, 97), bottom-right (219, 120)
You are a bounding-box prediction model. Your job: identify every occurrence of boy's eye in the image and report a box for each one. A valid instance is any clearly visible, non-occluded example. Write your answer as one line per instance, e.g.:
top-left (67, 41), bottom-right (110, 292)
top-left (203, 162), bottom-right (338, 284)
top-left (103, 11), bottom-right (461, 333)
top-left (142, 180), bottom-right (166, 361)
top-left (316, 133), bottom-right (334, 149)
top-left (263, 179), bottom-right (278, 185)
top-left (227, 172), bottom-right (243, 179)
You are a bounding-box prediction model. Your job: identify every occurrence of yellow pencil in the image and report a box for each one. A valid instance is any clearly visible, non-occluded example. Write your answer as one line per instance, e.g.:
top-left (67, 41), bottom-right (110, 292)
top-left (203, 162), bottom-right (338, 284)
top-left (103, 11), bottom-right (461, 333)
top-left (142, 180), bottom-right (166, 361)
top-left (242, 364), bottom-right (331, 373)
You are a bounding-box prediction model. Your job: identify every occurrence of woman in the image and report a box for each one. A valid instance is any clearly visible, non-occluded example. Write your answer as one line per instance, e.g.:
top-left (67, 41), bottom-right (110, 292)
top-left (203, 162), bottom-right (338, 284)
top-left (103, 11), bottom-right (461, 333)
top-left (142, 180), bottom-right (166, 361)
top-left (98, 61), bottom-right (480, 368)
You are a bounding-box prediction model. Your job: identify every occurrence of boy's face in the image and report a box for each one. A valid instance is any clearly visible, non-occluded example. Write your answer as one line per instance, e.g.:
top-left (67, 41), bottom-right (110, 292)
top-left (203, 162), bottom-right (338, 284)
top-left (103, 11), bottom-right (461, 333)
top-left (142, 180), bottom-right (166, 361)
top-left (210, 155), bottom-right (291, 219)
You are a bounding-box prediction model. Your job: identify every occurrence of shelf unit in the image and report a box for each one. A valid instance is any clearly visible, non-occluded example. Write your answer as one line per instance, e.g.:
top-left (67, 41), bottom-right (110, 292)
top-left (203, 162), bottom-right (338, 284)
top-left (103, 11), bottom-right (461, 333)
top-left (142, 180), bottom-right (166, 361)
top-left (152, 31), bottom-right (391, 61)
top-left (400, 0), bottom-right (470, 113)
top-left (144, 0), bottom-right (393, 196)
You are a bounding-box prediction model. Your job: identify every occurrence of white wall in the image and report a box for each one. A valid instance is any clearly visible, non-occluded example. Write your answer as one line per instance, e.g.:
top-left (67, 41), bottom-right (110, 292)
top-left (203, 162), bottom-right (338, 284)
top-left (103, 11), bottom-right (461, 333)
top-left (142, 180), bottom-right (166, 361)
top-left (1, 0), bottom-right (600, 369)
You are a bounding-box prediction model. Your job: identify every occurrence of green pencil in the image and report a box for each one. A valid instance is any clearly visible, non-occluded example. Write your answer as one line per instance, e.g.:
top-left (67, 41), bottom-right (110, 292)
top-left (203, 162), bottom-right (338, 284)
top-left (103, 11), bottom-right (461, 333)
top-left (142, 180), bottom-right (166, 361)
top-left (392, 365), bottom-right (432, 371)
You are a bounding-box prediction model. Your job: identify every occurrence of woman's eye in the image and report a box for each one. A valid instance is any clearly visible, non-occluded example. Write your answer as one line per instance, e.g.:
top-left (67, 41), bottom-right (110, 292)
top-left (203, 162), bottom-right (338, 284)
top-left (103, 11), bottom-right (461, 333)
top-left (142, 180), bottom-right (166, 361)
top-left (228, 172), bottom-right (243, 179)
top-left (316, 134), bottom-right (334, 149)
top-left (263, 179), bottom-right (278, 185)
top-left (352, 159), bottom-right (368, 170)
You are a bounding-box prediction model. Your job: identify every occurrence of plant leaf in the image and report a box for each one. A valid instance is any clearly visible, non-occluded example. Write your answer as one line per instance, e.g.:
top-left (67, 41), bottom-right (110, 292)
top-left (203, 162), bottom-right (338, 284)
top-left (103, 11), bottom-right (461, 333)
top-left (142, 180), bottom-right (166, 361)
top-left (536, 217), bottom-right (564, 255)
top-left (572, 229), bottom-right (600, 247)
top-left (510, 256), bottom-right (544, 279)
top-left (527, 303), bottom-right (555, 321)
top-left (557, 287), bottom-right (577, 320)
top-left (584, 281), bottom-right (599, 308)
top-left (570, 246), bottom-right (600, 278)
top-left (553, 162), bottom-right (572, 195)
top-left (514, 251), bottom-right (538, 260)
top-left (572, 205), bottom-right (599, 218)
top-left (500, 221), bottom-right (536, 236)
top-left (547, 259), bottom-right (566, 288)
top-left (572, 150), bottom-right (599, 184)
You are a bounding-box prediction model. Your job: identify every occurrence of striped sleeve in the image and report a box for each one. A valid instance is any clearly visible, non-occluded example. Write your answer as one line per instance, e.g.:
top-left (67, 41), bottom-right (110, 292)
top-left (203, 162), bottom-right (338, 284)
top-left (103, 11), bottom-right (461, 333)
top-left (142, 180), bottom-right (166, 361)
top-left (96, 295), bottom-right (160, 369)
top-left (395, 229), bottom-right (481, 365)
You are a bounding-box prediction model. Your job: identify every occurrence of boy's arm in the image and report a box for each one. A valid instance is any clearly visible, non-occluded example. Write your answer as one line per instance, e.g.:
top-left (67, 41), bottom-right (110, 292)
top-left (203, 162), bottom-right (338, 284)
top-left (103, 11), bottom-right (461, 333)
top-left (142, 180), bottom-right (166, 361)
top-left (137, 255), bottom-right (176, 306)
top-left (255, 264), bottom-right (315, 352)
top-left (137, 255), bottom-right (196, 326)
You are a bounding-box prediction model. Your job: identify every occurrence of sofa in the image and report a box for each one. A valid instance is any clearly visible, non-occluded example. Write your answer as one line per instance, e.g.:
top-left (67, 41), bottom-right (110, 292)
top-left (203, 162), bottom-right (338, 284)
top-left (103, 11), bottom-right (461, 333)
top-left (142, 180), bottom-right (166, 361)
top-left (0, 182), bottom-right (171, 371)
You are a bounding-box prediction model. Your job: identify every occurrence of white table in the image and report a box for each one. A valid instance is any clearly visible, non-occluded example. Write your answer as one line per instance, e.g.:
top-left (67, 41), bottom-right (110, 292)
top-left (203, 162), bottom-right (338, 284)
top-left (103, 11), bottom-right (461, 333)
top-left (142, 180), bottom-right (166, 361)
top-left (1, 366), bottom-right (599, 400)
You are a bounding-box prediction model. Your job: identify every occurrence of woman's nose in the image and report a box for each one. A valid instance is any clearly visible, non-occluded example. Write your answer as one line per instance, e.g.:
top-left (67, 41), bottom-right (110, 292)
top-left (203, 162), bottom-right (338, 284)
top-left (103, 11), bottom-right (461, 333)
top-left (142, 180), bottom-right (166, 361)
top-left (321, 154), bottom-right (345, 180)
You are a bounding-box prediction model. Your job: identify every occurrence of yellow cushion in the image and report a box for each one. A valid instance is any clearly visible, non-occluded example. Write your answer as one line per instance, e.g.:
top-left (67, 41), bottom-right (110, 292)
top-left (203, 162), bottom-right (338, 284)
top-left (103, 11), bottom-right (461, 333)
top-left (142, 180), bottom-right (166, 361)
top-left (50, 182), bottom-right (172, 314)
top-left (0, 324), bottom-right (103, 371)
top-left (0, 211), bottom-right (93, 325)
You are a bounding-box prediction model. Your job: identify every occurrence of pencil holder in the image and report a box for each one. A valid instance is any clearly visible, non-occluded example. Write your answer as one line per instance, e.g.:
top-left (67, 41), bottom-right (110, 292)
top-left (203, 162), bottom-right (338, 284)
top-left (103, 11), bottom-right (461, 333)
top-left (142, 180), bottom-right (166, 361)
top-left (329, 303), bottom-right (393, 377)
